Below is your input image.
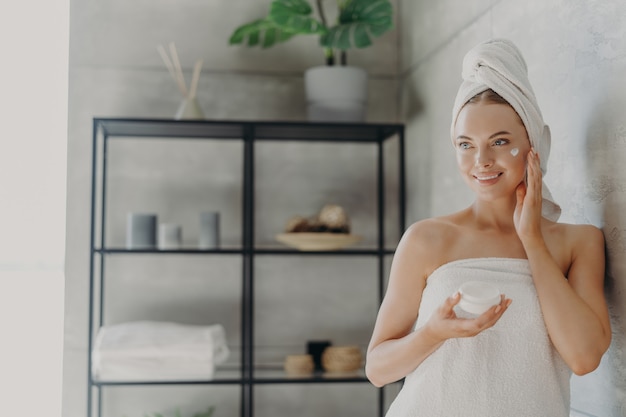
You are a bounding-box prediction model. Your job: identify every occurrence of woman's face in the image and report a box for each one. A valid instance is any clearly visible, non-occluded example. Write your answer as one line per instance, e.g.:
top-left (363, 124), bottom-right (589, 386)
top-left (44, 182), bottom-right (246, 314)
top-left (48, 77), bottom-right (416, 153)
top-left (453, 101), bottom-right (531, 200)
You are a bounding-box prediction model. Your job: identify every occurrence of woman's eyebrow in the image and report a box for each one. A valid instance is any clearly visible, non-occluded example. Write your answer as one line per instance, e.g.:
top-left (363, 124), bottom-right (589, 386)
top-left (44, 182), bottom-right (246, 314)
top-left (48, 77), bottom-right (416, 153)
top-left (455, 131), bottom-right (512, 142)
top-left (489, 130), bottom-right (512, 139)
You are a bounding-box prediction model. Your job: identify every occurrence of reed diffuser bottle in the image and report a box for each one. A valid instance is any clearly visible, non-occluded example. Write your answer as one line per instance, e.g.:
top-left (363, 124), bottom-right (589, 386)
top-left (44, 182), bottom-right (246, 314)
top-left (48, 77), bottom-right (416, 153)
top-left (157, 42), bottom-right (204, 119)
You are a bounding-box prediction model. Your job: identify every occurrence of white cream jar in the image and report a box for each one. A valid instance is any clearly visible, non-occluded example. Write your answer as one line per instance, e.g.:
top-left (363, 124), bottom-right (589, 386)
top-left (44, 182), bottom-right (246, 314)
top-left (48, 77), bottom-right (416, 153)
top-left (458, 281), bottom-right (501, 315)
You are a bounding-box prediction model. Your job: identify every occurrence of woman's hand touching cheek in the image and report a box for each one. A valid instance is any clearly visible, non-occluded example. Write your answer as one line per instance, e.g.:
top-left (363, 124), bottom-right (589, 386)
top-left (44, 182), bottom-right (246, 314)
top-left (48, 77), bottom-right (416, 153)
top-left (514, 148), bottom-right (543, 242)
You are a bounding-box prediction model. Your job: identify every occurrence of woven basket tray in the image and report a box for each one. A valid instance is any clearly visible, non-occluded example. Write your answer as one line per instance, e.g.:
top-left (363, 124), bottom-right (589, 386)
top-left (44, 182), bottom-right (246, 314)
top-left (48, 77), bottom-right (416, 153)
top-left (284, 354), bottom-right (314, 375)
top-left (321, 346), bottom-right (363, 373)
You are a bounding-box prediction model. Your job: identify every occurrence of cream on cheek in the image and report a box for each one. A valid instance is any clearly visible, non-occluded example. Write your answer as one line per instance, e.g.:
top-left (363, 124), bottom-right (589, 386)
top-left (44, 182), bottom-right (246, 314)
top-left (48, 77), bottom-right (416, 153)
top-left (513, 149), bottom-right (530, 184)
top-left (510, 147), bottom-right (529, 183)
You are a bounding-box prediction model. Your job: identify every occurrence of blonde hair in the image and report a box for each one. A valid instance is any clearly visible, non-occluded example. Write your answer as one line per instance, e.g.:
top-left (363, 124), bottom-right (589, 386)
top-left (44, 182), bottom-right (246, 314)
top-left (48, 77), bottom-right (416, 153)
top-left (463, 88), bottom-right (525, 128)
top-left (466, 88), bottom-right (510, 106)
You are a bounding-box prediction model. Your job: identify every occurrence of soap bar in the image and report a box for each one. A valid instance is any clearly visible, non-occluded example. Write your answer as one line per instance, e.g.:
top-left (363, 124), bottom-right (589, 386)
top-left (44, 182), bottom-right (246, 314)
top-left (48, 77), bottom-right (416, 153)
top-left (458, 281), bottom-right (501, 315)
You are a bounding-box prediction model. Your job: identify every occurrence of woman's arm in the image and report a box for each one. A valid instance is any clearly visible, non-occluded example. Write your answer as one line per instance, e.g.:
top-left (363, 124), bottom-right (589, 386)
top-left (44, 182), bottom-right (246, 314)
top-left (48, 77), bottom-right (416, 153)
top-left (525, 226), bottom-right (610, 375)
top-left (515, 150), bottom-right (611, 375)
top-left (365, 222), bottom-right (435, 387)
top-left (365, 221), bottom-right (511, 387)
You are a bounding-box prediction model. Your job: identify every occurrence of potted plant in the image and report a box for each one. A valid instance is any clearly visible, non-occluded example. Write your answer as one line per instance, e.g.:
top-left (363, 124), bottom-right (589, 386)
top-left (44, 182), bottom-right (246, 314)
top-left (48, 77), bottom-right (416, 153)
top-left (229, 0), bottom-right (394, 122)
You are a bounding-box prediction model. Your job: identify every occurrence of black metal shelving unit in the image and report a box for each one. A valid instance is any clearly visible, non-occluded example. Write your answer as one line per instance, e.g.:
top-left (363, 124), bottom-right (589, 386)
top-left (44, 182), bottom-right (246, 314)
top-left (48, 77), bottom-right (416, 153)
top-left (87, 118), bottom-right (406, 417)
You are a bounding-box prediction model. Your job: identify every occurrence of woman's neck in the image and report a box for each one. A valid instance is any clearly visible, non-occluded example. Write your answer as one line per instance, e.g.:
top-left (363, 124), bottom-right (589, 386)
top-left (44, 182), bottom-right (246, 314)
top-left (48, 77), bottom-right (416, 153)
top-left (468, 198), bottom-right (518, 232)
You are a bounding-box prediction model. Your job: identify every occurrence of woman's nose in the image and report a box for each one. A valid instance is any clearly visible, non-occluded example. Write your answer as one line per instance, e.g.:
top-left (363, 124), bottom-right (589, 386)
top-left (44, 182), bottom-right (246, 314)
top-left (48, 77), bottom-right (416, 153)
top-left (475, 147), bottom-right (494, 167)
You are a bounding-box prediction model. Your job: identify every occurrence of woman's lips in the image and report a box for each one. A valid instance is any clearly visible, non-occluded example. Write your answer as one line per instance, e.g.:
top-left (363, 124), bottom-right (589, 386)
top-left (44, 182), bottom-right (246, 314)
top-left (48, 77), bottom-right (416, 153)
top-left (473, 172), bottom-right (502, 183)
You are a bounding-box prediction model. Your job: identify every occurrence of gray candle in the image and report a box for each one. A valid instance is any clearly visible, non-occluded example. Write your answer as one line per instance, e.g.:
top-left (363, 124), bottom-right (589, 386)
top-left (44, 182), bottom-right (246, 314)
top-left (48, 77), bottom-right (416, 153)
top-left (199, 211), bottom-right (220, 249)
top-left (126, 213), bottom-right (157, 249)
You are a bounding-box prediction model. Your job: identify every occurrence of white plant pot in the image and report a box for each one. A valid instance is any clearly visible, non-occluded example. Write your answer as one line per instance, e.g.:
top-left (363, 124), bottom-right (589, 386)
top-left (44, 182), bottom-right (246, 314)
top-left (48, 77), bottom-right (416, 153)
top-left (304, 66), bottom-right (368, 122)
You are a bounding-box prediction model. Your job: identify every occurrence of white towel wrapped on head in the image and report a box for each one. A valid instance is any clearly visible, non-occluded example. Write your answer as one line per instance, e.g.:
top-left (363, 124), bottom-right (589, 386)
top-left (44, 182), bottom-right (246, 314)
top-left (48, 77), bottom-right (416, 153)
top-left (450, 38), bottom-right (561, 221)
top-left (92, 321), bottom-right (230, 381)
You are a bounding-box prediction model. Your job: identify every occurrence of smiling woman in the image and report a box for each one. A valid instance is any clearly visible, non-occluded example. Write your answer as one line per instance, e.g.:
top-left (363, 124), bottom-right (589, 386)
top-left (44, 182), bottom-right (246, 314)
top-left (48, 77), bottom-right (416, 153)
top-left (0, 0), bottom-right (68, 415)
top-left (365, 39), bottom-right (611, 417)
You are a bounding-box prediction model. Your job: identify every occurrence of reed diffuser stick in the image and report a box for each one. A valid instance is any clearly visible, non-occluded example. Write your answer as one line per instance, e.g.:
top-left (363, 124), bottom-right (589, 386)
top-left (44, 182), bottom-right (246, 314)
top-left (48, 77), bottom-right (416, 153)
top-left (157, 44), bottom-right (187, 96)
top-left (168, 42), bottom-right (188, 97)
top-left (157, 45), bottom-right (183, 95)
top-left (189, 59), bottom-right (203, 99)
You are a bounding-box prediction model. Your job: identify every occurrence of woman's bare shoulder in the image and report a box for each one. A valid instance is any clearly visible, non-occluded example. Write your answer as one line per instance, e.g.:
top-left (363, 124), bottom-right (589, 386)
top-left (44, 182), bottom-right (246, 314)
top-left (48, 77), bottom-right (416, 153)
top-left (399, 214), bottom-right (466, 271)
top-left (390, 216), bottom-right (461, 283)
top-left (403, 214), bottom-right (462, 245)
top-left (544, 221), bottom-right (605, 269)
top-left (546, 221), bottom-right (604, 246)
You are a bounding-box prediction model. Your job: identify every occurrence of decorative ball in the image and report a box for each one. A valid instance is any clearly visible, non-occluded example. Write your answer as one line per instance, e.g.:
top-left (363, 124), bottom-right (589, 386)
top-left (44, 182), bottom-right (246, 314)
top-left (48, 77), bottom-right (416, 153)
top-left (317, 204), bottom-right (350, 233)
top-left (321, 345), bottom-right (362, 373)
top-left (284, 354), bottom-right (314, 375)
top-left (284, 216), bottom-right (311, 233)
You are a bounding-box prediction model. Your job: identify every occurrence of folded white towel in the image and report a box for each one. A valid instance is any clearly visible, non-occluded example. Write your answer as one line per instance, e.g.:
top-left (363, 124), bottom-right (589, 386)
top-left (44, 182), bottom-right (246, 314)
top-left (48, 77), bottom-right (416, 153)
top-left (385, 258), bottom-right (571, 417)
top-left (451, 38), bottom-right (561, 221)
top-left (92, 321), bottom-right (229, 381)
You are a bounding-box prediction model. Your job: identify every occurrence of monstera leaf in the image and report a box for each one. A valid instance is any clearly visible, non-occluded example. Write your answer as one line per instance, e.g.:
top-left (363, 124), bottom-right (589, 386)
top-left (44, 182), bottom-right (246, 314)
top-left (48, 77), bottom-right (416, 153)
top-left (228, 18), bottom-right (297, 48)
top-left (269, 0), bottom-right (326, 34)
top-left (321, 0), bottom-right (393, 49)
top-left (229, 0), bottom-right (394, 62)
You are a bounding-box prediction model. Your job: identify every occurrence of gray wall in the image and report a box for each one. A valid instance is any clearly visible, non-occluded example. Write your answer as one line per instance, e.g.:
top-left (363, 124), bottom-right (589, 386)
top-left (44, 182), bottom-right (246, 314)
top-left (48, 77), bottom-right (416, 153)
top-left (64, 0), bottom-right (626, 416)
top-left (399, 0), bottom-right (626, 416)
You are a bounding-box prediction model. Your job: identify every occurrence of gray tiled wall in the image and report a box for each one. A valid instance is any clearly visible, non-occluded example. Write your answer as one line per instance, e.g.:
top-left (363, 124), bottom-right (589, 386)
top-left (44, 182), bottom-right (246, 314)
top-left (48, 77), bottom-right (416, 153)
top-left (399, 0), bottom-right (626, 416)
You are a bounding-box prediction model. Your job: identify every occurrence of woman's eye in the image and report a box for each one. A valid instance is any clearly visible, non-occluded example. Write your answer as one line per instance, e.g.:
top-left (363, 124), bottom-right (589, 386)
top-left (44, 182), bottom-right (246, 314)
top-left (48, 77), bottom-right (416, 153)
top-left (493, 138), bottom-right (509, 146)
top-left (458, 142), bottom-right (471, 150)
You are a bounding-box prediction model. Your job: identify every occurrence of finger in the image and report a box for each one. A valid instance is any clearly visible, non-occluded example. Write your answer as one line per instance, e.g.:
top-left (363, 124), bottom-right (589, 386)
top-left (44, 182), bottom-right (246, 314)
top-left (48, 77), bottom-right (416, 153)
top-left (532, 151), bottom-right (543, 202)
top-left (526, 150), bottom-right (542, 205)
top-left (493, 295), bottom-right (510, 315)
top-left (476, 296), bottom-right (511, 327)
top-left (515, 182), bottom-right (526, 209)
top-left (533, 148), bottom-right (541, 166)
top-left (523, 152), bottom-right (532, 195)
top-left (531, 150), bottom-right (542, 181)
top-left (445, 292), bottom-right (461, 308)
top-left (437, 292), bottom-right (461, 318)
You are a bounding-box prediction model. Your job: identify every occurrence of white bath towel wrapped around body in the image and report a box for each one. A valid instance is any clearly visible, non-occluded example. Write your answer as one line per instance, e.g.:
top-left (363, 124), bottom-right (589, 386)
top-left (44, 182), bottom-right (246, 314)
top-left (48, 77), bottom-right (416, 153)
top-left (385, 258), bottom-right (571, 417)
top-left (92, 321), bottom-right (230, 381)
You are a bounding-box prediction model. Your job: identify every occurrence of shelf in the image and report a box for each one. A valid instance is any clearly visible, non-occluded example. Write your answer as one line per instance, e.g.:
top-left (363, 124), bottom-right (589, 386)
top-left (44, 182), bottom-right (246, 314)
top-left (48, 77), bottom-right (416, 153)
top-left (253, 248), bottom-right (396, 256)
top-left (98, 119), bottom-right (244, 140)
top-left (94, 248), bottom-right (397, 256)
top-left (95, 118), bottom-right (403, 143)
top-left (92, 367), bottom-right (243, 386)
top-left (93, 378), bottom-right (243, 387)
top-left (92, 369), bottom-right (370, 386)
top-left (88, 118), bottom-right (406, 417)
top-left (252, 368), bottom-right (369, 384)
top-left (94, 248), bottom-right (245, 255)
